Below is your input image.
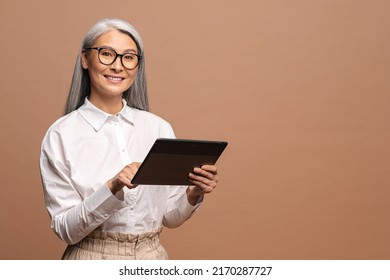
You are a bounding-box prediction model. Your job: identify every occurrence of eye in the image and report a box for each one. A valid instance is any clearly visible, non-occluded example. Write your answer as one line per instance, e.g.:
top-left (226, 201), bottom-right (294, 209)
top-left (101, 49), bottom-right (114, 57)
top-left (123, 53), bottom-right (136, 61)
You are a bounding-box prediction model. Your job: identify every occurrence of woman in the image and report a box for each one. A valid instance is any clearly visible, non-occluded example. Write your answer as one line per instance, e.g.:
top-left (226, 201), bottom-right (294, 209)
top-left (39, 18), bottom-right (219, 260)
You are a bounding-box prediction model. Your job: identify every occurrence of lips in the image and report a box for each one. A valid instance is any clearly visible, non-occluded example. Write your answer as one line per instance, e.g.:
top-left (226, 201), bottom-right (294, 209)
top-left (104, 75), bottom-right (125, 82)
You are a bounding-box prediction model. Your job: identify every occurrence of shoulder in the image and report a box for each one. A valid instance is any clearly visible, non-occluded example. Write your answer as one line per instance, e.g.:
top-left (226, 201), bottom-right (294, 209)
top-left (130, 107), bottom-right (167, 121)
top-left (131, 107), bottom-right (171, 127)
top-left (43, 111), bottom-right (80, 137)
top-left (40, 111), bottom-right (80, 154)
top-left (129, 107), bottom-right (175, 138)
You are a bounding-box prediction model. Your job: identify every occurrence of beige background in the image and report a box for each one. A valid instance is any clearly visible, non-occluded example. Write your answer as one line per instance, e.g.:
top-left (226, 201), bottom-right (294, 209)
top-left (0, 0), bottom-right (389, 259)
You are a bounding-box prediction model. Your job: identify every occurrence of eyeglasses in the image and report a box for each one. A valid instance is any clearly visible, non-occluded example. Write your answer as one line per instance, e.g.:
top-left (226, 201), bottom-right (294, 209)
top-left (85, 47), bottom-right (142, 70)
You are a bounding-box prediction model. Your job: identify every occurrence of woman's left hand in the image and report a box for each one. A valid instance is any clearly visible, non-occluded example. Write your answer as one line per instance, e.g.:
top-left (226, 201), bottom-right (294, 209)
top-left (186, 165), bottom-right (219, 205)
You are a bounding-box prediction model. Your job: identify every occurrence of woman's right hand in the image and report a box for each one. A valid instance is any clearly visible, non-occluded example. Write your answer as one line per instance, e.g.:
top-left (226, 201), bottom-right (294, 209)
top-left (107, 162), bottom-right (141, 194)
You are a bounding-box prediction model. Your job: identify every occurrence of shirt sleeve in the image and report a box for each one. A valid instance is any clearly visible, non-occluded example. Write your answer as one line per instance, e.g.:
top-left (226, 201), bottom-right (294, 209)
top-left (162, 186), bottom-right (203, 228)
top-left (40, 137), bottom-right (125, 245)
top-left (158, 121), bottom-right (204, 227)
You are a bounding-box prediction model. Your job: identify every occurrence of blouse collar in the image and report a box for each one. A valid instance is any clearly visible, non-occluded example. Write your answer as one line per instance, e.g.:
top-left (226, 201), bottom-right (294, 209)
top-left (78, 98), bottom-right (134, 131)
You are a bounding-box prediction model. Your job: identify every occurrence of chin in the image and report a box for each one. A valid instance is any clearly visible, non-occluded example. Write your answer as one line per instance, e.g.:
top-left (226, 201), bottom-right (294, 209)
top-left (106, 86), bottom-right (129, 96)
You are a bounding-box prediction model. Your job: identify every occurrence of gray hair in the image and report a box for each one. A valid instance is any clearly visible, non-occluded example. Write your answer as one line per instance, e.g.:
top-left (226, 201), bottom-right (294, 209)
top-left (64, 18), bottom-right (148, 114)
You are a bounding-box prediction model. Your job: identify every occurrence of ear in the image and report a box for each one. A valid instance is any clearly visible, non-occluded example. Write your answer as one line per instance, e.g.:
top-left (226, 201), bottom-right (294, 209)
top-left (81, 50), bottom-right (89, 69)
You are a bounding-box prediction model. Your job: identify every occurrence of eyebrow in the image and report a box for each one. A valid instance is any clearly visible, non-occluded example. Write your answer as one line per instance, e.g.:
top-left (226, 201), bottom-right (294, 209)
top-left (99, 45), bottom-right (138, 54)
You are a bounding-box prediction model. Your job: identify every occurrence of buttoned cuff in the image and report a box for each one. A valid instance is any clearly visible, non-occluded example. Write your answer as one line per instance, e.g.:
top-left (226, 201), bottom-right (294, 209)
top-left (83, 183), bottom-right (125, 222)
top-left (178, 189), bottom-right (203, 217)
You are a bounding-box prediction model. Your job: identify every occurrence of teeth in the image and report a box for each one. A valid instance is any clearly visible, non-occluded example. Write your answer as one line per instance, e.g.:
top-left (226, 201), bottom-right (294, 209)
top-left (106, 76), bottom-right (123, 81)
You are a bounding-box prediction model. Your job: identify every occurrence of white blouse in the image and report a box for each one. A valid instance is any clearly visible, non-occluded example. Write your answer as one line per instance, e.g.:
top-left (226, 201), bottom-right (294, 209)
top-left (40, 98), bottom-right (200, 245)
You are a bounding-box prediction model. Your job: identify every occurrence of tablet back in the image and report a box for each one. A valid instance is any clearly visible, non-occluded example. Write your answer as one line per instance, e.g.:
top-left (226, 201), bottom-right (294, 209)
top-left (131, 138), bottom-right (228, 185)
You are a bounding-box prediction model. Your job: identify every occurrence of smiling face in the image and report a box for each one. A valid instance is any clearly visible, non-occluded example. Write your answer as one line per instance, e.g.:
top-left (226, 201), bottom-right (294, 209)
top-left (81, 29), bottom-right (139, 106)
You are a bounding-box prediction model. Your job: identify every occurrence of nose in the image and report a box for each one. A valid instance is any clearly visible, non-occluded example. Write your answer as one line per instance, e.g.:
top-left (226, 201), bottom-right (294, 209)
top-left (110, 55), bottom-right (124, 71)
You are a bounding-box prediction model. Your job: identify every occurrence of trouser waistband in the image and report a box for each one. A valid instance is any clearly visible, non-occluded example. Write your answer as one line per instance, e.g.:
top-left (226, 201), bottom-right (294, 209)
top-left (62, 226), bottom-right (168, 259)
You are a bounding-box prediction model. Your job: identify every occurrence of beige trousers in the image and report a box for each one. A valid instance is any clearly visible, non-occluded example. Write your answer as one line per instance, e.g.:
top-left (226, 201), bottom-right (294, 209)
top-left (61, 226), bottom-right (169, 260)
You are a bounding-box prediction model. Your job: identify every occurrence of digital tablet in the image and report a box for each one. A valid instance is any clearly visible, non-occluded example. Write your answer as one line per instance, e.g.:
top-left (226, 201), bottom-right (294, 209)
top-left (131, 138), bottom-right (228, 185)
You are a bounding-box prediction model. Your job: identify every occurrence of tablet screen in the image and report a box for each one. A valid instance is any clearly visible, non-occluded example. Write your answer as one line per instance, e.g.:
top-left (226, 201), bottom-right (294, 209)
top-left (131, 138), bottom-right (228, 185)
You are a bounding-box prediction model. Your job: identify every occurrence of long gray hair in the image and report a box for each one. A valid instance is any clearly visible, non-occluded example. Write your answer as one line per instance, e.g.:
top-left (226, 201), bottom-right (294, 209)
top-left (64, 18), bottom-right (148, 114)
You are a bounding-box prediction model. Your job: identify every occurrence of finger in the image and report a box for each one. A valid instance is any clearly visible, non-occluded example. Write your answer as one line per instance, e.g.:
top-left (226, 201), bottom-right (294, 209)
top-left (127, 162), bottom-right (141, 170)
top-left (126, 174), bottom-right (138, 188)
top-left (188, 179), bottom-right (214, 193)
top-left (189, 172), bottom-right (207, 183)
top-left (126, 183), bottom-right (138, 189)
top-left (129, 163), bottom-right (141, 188)
top-left (117, 172), bottom-right (137, 189)
top-left (188, 173), bottom-right (217, 191)
top-left (125, 163), bottom-right (140, 175)
top-left (192, 168), bottom-right (219, 182)
top-left (189, 171), bottom-right (218, 186)
top-left (195, 165), bottom-right (218, 176)
top-left (200, 165), bottom-right (218, 173)
top-left (128, 174), bottom-right (139, 188)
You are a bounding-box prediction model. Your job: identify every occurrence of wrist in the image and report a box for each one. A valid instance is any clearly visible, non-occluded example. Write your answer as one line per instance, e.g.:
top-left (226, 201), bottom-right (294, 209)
top-left (186, 186), bottom-right (202, 206)
top-left (107, 179), bottom-right (121, 195)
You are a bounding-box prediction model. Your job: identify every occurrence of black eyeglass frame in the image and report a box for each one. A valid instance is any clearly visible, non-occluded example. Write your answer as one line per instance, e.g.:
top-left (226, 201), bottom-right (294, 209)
top-left (84, 47), bottom-right (143, 70)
